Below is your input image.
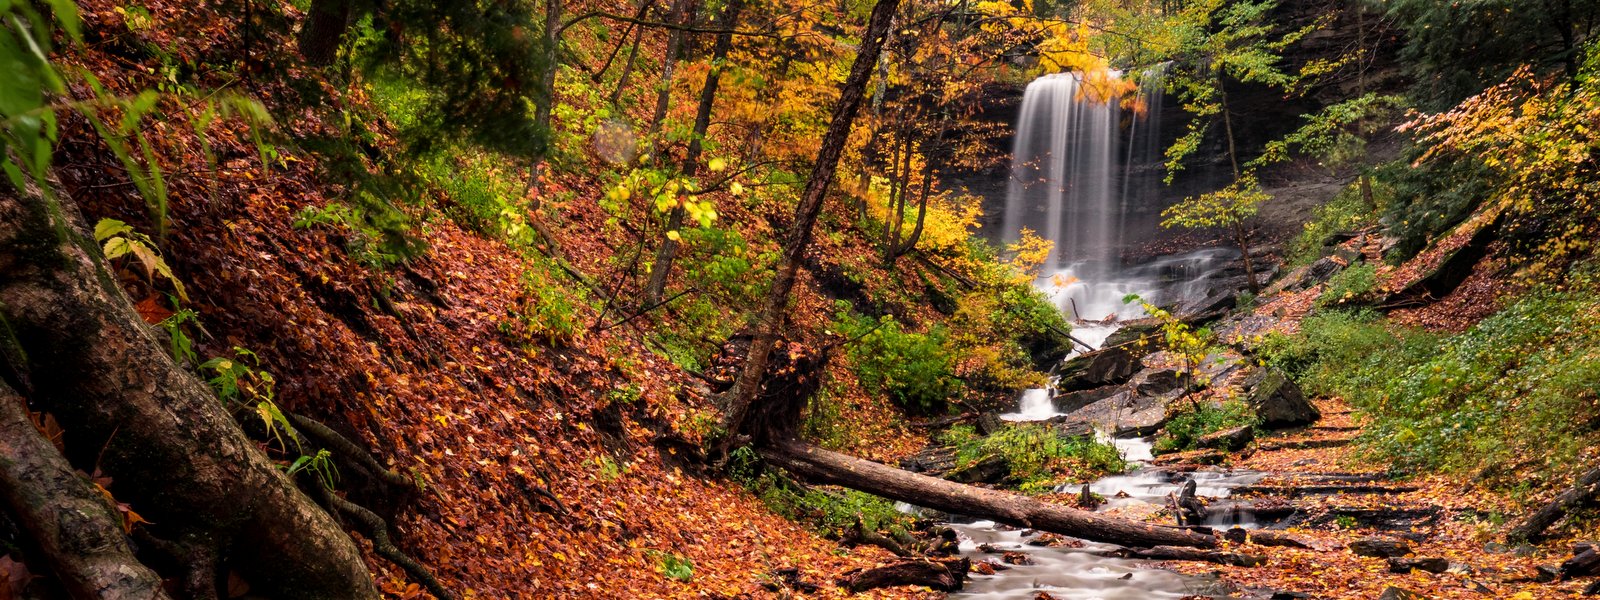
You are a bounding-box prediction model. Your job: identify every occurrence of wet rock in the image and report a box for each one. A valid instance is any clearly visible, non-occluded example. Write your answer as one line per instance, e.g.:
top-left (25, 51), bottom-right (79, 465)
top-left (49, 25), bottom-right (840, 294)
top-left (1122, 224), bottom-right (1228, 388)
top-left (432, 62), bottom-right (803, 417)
top-left (1584, 580), bottom-right (1600, 596)
top-left (1249, 531), bottom-right (1311, 549)
top-left (1001, 551), bottom-right (1034, 566)
top-left (1269, 591), bottom-right (1311, 600)
top-left (1052, 385), bottom-right (1121, 414)
top-left (1349, 537), bottom-right (1413, 558)
top-left (1468, 580), bottom-right (1494, 594)
top-left (1026, 533), bottom-right (1083, 548)
top-left (1056, 347), bottom-right (1140, 392)
top-left (970, 561), bottom-right (996, 575)
top-left (1196, 426), bottom-right (1255, 452)
top-left (898, 446), bottom-right (955, 475)
top-left (1223, 527), bottom-right (1248, 543)
top-left (945, 454), bottom-right (1010, 485)
top-left (976, 543), bottom-right (1002, 554)
top-left (1178, 288), bottom-right (1237, 320)
top-left (1245, 369), bottom-right (1321, 429)
top-left (1376, 586), bottom-right (1426, 600)
top-left (975, 412), bottom-right (1004, 436)
top-left (1102, 320), bottom-right (1161, 354)
top-left (1388, 557), bottom-right (1449, 574)
top-left (1032, 592), bottom-right (1059, 600)
top-left (1131, 368), bottom-right (1184, 396)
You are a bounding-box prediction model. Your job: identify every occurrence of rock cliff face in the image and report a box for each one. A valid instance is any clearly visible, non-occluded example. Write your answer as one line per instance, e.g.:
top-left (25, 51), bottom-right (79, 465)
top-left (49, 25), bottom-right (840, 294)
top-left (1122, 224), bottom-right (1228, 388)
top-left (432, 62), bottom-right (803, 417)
top-left (947, 0), bottom-right (1406, 259)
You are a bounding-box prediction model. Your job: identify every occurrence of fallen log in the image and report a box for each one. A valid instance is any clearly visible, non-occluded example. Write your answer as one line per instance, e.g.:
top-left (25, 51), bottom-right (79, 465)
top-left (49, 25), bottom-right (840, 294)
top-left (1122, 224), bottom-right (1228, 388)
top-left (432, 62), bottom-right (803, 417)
top-left (1508, 465), bottom-right (1600, 544)
top-left (1094, 545), bottom-right (1266, 567)
top-left (760, 439), bottom-right (1216, 548)
top-left (1561, 547), bottom-right (1600, 580)
top-left (840, 558), bottom-right (968, 592)
top-left (0, 381), bottom-right (171, 600)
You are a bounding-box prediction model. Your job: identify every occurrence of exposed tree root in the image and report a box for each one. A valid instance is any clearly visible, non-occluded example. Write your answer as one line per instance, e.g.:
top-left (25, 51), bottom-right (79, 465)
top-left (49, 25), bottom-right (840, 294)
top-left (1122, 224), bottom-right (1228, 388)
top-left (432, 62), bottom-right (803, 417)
top-left (320, 486), bottom-right (457, 600)
top-left (288, 413), bottom-right (412, 490)
top-left (0, 380), bottom-right (171, 600)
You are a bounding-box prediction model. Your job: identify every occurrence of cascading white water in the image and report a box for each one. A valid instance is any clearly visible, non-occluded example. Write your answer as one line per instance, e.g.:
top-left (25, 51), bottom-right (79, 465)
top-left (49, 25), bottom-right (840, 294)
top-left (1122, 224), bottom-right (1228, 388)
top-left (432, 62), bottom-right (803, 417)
top-left (997, 69), bottom-right (1228, 324)
top-left (1001, 73), bottom-right (1121, 280)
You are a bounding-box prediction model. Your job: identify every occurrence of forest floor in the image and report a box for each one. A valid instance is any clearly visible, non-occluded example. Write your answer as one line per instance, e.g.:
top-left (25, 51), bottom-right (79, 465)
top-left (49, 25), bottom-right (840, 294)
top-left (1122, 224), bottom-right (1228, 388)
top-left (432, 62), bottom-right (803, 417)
top-left (1155, 396), bottom-right (1582, 599)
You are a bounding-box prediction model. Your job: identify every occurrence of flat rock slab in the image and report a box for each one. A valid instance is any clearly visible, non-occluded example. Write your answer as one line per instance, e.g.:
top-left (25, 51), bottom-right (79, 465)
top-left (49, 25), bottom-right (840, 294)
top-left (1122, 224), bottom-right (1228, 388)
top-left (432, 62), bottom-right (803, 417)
top-left (1350, 537), bottom-right (1414, 559)
top-left (1388, 557), bottom-right (1449, 573)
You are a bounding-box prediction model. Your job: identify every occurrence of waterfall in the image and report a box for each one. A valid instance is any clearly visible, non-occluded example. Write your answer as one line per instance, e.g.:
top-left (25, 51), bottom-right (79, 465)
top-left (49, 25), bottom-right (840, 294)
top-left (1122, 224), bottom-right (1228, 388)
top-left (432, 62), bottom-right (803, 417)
top-left (998, 69), bottom-right (1186, 322)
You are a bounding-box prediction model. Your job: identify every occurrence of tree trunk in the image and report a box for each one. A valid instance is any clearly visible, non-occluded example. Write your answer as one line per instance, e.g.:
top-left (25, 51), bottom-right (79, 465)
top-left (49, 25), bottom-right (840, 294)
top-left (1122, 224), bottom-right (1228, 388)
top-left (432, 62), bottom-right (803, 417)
top-left (641, 0), bottom-right (744, 307)
top-left (645, 0), bottom-right (692, 160)
top-left (529, 0), bottom-right (563, 186)
top-left (722, 0), bottom-right (901, 436)
top-left (0, 192), bottom-right (378, 599)
top-left (0, 380), bottom-right (172, 600)
top-left (297, 0), bottom-right (351, 66)
top-left (1233, 221), bottom-right (1260, 294)
top-left (760, 440), bottom-right (1218, 548)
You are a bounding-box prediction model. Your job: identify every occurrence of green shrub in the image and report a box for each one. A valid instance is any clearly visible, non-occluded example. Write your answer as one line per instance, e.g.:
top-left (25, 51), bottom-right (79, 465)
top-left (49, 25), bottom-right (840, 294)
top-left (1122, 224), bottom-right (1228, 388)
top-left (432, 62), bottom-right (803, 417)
top-left (501, 260), bottom-right (589, 347)
top-left (1153, 400), bottom-right (1257, 454)
top-left (834, 307), bottom-right (961, 413)
top-left (939, 424), bottom-right (1127, 492)
top-left (729, 447), bottom-right (913, 537)
top-left (1317, 262), bottom-right (1378, 307)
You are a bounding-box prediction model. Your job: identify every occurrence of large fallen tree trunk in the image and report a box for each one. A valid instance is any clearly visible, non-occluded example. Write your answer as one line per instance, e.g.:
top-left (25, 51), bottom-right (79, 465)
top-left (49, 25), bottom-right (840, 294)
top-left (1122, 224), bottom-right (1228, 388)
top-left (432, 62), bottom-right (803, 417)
top-left (760, 439), bottom-right (1217, 548)
top-left (0, 190), bottom-right (378, 598)
top-left (0, 380), bottom-right (171, 600)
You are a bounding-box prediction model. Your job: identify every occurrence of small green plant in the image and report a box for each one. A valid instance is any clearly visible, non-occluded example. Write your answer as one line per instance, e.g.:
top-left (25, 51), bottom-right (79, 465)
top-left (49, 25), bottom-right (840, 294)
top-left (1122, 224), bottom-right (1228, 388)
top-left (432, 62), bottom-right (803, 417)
top-left (649, 551), bottom-right (694, 582)
top-left (941, 423), bottom-right (1128, 491)
top-left (1334, 514), bottom-right (1357, 530)
top-left (501, 262), bottom-right (588, 347)
top-left (155, 305), bottom-right (203, 365)
top-left (595, 455), bottom-right (625, 481)
top-left (1125, 294), bottom-right (1217, 396)
top-left (95, 219), bottom-right (188, 302)
top-left (287, 448), bottom-right (339, 490)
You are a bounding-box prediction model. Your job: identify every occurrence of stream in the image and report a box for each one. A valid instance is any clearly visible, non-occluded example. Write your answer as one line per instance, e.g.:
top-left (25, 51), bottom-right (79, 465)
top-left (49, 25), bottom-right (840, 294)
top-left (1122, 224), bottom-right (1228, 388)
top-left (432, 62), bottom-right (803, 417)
top-left (934, 434), bottom-right (1265, 600)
